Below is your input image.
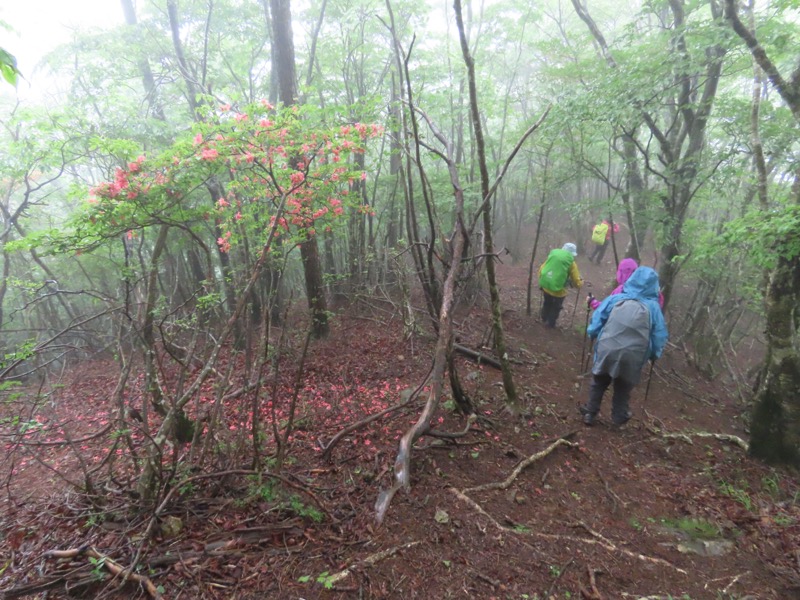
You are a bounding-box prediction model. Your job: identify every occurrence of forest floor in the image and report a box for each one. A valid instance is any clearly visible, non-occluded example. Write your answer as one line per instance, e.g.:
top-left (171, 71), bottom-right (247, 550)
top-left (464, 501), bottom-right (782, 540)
top-left (1, 245), bottom-right (799, 600)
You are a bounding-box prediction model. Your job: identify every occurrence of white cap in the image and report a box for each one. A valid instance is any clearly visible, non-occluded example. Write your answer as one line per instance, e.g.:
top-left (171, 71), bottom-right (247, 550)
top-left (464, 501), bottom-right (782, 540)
top-left (562, 242), bottom-right (578, 257)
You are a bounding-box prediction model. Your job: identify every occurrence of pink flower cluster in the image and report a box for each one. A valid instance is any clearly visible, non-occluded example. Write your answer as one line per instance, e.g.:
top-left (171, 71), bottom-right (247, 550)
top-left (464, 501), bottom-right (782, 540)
top-left (217, 230), bottom-right (232, 253)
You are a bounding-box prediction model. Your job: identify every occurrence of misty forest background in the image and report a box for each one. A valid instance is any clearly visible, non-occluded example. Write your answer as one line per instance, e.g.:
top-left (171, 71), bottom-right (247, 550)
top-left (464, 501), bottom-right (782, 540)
top-left (1, 0), bottom-right (799, 515)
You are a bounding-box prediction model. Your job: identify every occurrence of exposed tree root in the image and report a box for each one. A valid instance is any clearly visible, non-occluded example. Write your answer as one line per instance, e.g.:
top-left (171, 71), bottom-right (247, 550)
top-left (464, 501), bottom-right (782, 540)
top-left (464, 436), bottom-right (578, 493)
top-left (40, 546), bottom-right (162, 599)
top-left (655, 429), bottom-right (749, 452)
top-left (708, 571), bottom-right (748, 594)
top-left (450, 487), bottom-right (507, 527)
top-left (596, 468), bottom-right (625, 514)
top-left (579, 565), bottom-right (604, 599)
top-left (324, 541), bottom-right (423, 586)
top-left (536, 527), bottom-right (686, 574)
top-left (450, 488), bottom-right (687, 575)
top-left (424, 413), bottom-right (478, 440)
top-left (568, 521), bottom-right (687, 574)
top-left (448, 487), bottom-right (545, 559)
top-left (545, 558), bottom-right (574, 599)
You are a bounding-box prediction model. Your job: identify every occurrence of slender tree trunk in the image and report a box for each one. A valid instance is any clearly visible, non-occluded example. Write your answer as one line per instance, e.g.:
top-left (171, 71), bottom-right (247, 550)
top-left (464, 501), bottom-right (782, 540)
top-left (120, 0), bottom-right (166, 122)
top-left (270, 0), bottom-right (329, 335)
top-left (141, 225), bottom-right (170, 416)
top-left (300, 233), bottom-right (329, 338)
top-left (526, 184), bottom-right (548, 317)
top-left (454, 0), bottom-right (518, 411)
top-left (621, 133), bottom-right (646, 262)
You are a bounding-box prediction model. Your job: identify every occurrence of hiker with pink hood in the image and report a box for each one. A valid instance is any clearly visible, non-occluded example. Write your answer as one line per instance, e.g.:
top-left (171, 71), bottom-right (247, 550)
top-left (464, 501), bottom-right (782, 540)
top-left (588, 258), bottom-right (664, 310)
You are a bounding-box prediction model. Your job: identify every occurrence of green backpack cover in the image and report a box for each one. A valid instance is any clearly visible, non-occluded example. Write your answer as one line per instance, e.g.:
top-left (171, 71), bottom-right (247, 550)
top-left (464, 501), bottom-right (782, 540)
top-left (592, 222), bottom-right (609, 244)
top-left (539, 249), bottom-right (574, 293)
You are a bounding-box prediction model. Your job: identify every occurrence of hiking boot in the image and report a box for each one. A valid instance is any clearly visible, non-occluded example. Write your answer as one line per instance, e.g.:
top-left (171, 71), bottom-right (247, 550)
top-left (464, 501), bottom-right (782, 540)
top-left (578, 406), bottom-right (597, 427)
top-left (611, 411), bottom-right (632, 426)
top-left (579, 407), bottom-right (596, 426)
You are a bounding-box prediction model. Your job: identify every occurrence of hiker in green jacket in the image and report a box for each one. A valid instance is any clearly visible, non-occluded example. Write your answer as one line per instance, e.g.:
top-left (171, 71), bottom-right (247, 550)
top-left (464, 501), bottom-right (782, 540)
top-left (538, 243), bottom-right (583, 328)
top-left (589, 219), bottom-right (619, 264)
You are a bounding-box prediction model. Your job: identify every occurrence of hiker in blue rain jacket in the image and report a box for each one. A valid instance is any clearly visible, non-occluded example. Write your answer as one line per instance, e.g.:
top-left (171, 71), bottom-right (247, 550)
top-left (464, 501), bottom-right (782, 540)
top-left (580, 266), bottom-right (668, 426)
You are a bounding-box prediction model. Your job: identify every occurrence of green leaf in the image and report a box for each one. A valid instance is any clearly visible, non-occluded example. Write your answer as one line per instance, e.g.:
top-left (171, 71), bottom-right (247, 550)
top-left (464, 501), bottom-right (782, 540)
top-left (0, 47), bottom-right (18, 86)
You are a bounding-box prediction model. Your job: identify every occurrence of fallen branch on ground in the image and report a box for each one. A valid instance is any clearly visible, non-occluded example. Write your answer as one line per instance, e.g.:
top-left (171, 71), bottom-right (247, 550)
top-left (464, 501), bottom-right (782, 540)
top-left (324, 541), bottom-right (423, 586)
top-left (721, 571), bottom-right (748, 594)
top-left (464, 435), bottom-right (578, 493)
top-left (128, 469), bottom-right (332, 579)
top-left (656, 430), bottom-right (749, 452)
top-left (1, 575), bottom-right (68, 599)
top-left (453, 343), bottom-right (502, 369)
top-left (8, 422), bottom-right (114, 447)
top-left (40, 546), bottom-right (161, 599)
top-left (653, 369), bottom-right (713, 406)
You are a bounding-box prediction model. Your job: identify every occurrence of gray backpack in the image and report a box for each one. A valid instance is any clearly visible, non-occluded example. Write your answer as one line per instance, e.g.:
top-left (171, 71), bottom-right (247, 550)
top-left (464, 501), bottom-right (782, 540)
top-left (594, 299), bottom-right (651, 383)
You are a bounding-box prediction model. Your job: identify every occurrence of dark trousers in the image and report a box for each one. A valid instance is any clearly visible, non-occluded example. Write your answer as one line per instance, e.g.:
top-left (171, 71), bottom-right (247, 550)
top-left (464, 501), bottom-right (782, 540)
top-left (589, 240), bottom-right (609, 264)
top-left (585, 373), bottom-right (634, 424)
top-left (540, 293), bottom-right (565, 328)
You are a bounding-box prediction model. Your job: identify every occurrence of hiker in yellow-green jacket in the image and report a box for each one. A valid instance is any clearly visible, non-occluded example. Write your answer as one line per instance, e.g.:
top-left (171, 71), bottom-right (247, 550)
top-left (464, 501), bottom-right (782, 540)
top-left (538, 243), bottom-right (583, 328)
top-left (589, 219), bottom-right (619, 265)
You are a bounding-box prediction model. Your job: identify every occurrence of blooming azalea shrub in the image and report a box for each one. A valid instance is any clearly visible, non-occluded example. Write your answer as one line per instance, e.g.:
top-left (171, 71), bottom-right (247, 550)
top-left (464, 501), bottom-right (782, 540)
top-left (78, 102), bottom-right (383, 254)
top-left (48, 104), bottom-right (386, 485)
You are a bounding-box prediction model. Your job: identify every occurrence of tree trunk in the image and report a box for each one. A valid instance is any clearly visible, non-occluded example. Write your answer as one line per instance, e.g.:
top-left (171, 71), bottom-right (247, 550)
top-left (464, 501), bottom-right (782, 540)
top-left (120, 0), bottom-right (166, 121)
top-left (454, 0), bottom-right (518, 412)
top-left (300, 233), bottom-right (329, 338)
top-left (724, 0), bottom-right (800, 465)
top-left (270, 0), bottom-right (330, 334)
top-left (621, 133), bottom-right (647, 262)
top-left (750, 251), bottom-right (800, 466)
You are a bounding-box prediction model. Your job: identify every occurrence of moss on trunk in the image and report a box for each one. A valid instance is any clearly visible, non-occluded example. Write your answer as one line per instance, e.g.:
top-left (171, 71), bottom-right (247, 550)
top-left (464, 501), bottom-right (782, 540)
top-left (749, 253), bottom-right (800, 466)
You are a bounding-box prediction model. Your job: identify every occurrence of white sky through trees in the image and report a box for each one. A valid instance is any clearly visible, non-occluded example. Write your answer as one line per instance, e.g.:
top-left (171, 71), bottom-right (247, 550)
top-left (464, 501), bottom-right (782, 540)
top-left (1, 0), bottom-right (122, 100)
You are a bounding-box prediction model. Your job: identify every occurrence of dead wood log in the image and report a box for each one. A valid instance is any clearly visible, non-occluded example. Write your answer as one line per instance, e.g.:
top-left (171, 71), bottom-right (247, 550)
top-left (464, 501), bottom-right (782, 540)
top-left (453, 343), bottom-right (502, 369)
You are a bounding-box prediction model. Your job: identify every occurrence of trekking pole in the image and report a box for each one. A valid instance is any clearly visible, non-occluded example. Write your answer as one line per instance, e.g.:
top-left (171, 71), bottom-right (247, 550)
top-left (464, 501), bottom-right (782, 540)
top-left (583, 338), bottom-right (594, 374)
top-left (568, 288), bottom-right (580, 328)
top-left (579, 293), bottom-right (593, 373)
top-left (643, 359), bottom-right (656, 406)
